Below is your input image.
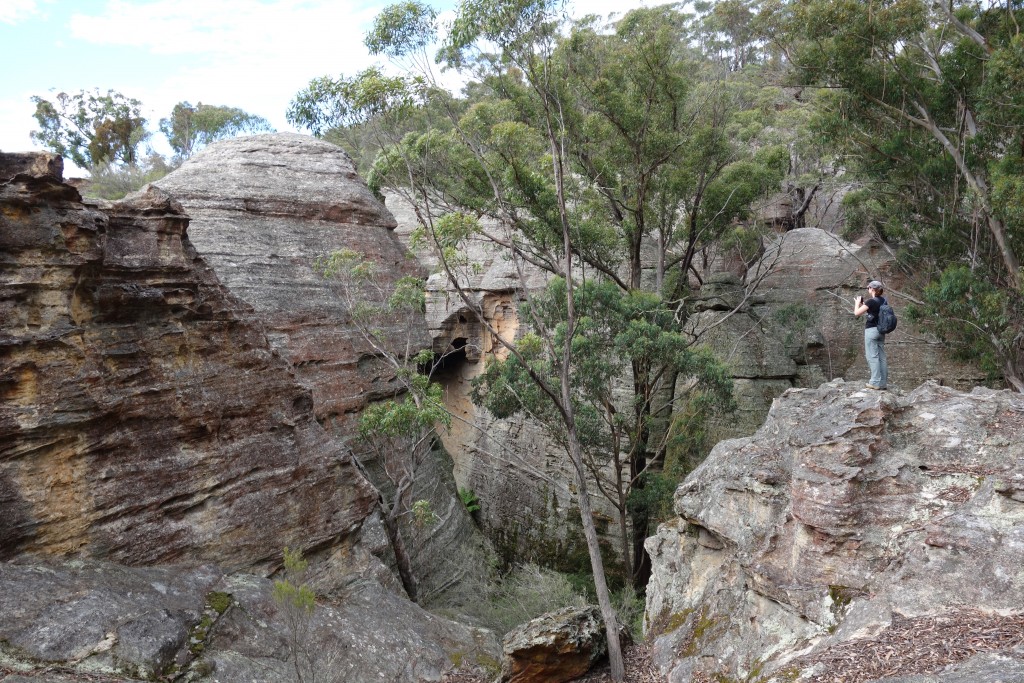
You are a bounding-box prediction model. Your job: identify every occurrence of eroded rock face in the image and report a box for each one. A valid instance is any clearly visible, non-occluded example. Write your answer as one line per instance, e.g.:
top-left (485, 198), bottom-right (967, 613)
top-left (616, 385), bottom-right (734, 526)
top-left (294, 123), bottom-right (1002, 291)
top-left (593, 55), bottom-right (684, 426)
top-left (645, 380), bottom-right (1024, 682)
top-left (387, 193), bottom-right (615, 569)
top-left (686, 272), bottom-right (827, 444)
top-left (0, 152), bottom-right (381, 586)
top-left (751, 229), bottom-right (988, 391)
top-left (153, 134), bottom-right (486, 604)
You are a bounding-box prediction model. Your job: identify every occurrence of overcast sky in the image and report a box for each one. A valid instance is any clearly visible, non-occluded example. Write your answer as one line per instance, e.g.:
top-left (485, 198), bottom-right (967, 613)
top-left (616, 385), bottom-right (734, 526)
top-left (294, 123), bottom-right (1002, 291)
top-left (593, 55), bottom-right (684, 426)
top-left (1, 0), bottom-right (648, 175)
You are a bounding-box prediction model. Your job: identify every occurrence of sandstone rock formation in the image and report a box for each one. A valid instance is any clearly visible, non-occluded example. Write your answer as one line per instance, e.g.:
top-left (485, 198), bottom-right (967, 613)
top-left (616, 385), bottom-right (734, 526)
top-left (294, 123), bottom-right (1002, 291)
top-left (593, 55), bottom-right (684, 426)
top-left (0, 151), bottom-right (500, 681)
top-left (0, 152), bottom-right (379, 587)
top-left (154, 134), bottom-right (485, 604)
top-left (154, 134), bottom-right (427, 433)
top-left (677, 229), bottom-right (993, 447)
top-left (686, 271), bottom-right (827, 444)
top-left (751, 228), bottom-right (988, 392)
top-left (387, 192), bottom-right (615, 570)
top-left (645, 380), bottom-right (1024, 682)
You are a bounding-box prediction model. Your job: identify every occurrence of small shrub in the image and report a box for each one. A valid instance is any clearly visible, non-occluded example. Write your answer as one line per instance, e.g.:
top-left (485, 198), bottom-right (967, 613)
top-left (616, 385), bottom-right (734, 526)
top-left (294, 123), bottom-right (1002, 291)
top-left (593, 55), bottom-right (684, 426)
top-left (458, 487), bottom-right (481, 513)
top-left (612, 585), bottom-right (645, 642)
top-left (412, 499), bottom-right (438, 528)
top-left (83, 153), bottom-right (175, 200)
top-left (207, 591), bottom-right (232, 614)
top-left (436, 563), bottom-right (587, 636)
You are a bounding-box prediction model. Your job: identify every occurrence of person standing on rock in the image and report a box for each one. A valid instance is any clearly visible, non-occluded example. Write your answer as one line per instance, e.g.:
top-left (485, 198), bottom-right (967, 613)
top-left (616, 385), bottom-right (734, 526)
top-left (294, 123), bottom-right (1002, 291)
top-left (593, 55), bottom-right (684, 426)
top-left (853, 280), bottom-right (888, 390)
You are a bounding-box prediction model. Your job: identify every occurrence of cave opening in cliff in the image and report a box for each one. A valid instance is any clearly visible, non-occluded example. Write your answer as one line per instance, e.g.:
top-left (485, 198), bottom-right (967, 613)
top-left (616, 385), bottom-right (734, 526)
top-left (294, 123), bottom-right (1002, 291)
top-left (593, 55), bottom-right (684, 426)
top-left (431, 337), bottom-right (469, 382)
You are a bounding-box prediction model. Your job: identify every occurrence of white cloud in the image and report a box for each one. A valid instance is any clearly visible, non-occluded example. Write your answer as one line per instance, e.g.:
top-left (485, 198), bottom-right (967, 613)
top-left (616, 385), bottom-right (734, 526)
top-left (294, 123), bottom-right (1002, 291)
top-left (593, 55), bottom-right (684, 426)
top-left (3, 0), bottom-right (653, 174)
top-left (0, 0), bottom-right (39, 25)
top-left (0, 94), bottom-right (42, 156)
top-left (68, 0), bottom-right (378, 58)
top-left (66, 0), bottom-right (385, 137)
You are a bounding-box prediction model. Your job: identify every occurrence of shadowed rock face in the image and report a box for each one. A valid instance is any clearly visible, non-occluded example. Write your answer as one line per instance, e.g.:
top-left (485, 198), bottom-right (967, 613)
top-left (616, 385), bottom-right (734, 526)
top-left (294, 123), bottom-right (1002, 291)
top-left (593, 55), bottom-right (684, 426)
top-left (751, 229), bottom-right (988, 391)
top-left (0, 152), bottom-right (379, 583)
top-left (645, 380), bottom-right (1024, 682)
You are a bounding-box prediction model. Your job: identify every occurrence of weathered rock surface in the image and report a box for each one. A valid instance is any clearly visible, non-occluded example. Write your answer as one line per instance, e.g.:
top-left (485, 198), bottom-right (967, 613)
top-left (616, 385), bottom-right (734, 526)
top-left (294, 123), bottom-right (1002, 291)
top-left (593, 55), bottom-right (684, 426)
top-left (154, 134), bottom-right (427, 431)
top-left (500, 606), bottom-right (607, 683)
top-left (0, 152), bottom-right (381, 588)
top-left (0, 150), bottom-right (500, 681)
top-left (0, 560), bottom-right (220, 679)
top-left (210, 572), bottom-right (499, 683)
top-left (387, 193), bottom-right (618, 570)
top-left (645, 380), bottom-right (1024, 682)
top-left (686, 272), bottom-right (827, 443)
top-left (875, 653), bottom-right (1024, 683)
top-left (154, 135), bottom-right (487, 604)
top-left (0, 558), bottom-right (500, 682)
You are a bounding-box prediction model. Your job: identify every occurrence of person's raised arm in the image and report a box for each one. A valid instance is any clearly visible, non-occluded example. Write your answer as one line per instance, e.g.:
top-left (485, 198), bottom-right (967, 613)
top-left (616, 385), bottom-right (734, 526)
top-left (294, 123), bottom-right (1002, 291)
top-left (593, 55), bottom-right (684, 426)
top-left (853, 295), bottom-right (868, 317)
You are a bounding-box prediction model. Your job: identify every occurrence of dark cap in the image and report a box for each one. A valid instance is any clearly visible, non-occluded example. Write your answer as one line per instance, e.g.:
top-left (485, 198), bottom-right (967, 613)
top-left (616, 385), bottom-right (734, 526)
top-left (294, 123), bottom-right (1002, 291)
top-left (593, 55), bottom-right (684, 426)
top-left (867, 280), bottom-right (883, 290)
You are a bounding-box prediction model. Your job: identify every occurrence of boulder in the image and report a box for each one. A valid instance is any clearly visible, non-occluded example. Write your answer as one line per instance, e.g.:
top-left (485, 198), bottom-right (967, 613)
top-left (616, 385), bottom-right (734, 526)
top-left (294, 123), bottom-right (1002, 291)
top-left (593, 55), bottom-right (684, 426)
top-left (645, 379), bottom-right (1024, 682)
top-left (0, 560), bottom-right (221, 680)
top-left (207, 573), bottom-right (500, 683)
top-left (0, 153), bottom-right (382, 589)
top-left (500, 606), bottom-right (607, 683)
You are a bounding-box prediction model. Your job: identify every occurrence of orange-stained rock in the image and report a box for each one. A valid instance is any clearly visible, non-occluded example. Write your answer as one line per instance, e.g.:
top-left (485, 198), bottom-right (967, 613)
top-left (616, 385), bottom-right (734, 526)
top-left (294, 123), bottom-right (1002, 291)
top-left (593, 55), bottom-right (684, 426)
top-left (0, 152), bottom-right (381, 588)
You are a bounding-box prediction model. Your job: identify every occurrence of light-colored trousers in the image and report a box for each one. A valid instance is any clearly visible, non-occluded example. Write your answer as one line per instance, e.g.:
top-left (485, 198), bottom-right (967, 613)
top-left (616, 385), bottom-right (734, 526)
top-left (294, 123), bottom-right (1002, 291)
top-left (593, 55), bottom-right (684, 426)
top-left (865, 327), bottom-right (888, 388)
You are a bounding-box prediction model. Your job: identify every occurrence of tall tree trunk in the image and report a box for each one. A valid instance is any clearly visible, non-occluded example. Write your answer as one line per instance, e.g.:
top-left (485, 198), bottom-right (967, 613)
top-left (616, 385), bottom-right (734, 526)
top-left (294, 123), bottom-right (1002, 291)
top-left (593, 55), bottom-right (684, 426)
top-left (549, 117), bottom-right (626, 680)
top-left (565, 423), bottom-right (625, 679)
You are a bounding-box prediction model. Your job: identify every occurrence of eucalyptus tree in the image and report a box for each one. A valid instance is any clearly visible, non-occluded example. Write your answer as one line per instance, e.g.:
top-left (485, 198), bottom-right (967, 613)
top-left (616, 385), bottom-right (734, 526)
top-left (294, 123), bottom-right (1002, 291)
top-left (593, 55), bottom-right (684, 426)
top-left (30, 88), bottom-right (148, 167)
top-left (317, 249), bottom-right (450, 603)
top-left (764, 0), bottom-right (1024, 390)
top-left (293, 1), bottom-right (629, 675)
top-left (159, 102), bottom-right (274, 160)
top-left (289, 3), bottom-right (787, 676)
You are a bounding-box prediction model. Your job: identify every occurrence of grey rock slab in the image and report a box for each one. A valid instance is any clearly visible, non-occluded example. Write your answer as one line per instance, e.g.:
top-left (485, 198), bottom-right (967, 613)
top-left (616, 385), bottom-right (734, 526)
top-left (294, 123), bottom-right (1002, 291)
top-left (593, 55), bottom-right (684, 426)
top-left (0, 560), bottom-right (221, 678)
top-left (200, 574), bottom-right (500, 683)
top-left (646, 380), bottom-right (1024, 682)
top-left (866, 653), bottom-right (1024, 683)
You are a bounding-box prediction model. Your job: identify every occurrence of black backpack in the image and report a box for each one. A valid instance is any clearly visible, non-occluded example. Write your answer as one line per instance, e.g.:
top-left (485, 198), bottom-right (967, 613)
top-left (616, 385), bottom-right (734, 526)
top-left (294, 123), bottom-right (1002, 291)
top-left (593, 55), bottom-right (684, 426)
top-left (876, 298), bottom-right (897, 334)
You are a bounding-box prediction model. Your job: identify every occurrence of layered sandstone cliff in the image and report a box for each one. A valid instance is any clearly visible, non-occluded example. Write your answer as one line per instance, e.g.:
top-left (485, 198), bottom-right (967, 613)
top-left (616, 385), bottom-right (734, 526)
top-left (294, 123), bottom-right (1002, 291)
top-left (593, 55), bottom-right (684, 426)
top-left (645, 380), bottom-right (1024, 682)
top-left (154, 133), bottom-right (427, 431)
top-left (0, 151), bottom-right (500, 682)
top-left (0, 152), bottom-right (381, 584)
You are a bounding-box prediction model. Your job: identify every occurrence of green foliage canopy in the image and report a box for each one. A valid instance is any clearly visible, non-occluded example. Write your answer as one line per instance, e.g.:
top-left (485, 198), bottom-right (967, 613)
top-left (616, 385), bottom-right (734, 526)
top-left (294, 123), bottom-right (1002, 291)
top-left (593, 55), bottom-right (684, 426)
top-left (30, 89), bottom-right (148, 167)
top-left (159, 102), bottom-right (273, 160)
top-left (764, 0), bottom-right (1024, 389)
